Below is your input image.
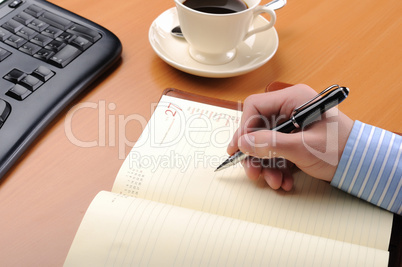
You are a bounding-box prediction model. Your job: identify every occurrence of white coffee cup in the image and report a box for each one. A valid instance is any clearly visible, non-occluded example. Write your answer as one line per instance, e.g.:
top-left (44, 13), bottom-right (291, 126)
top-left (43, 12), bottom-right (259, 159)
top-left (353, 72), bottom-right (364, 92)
top-left (175, 0), bottom-right (276, 65)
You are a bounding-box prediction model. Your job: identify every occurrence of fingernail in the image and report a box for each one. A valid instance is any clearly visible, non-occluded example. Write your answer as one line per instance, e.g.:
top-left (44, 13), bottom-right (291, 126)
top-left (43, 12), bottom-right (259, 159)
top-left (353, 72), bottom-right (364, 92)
top-left (248, 134), bottom-right (256, 153)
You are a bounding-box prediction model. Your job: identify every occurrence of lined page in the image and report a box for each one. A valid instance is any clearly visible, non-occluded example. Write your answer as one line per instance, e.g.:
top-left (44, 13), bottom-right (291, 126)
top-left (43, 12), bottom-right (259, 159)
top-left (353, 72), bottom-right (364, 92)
top-left (64, 191), bottom-right (389, 267)
top-left (113, 95), bottom-right (393, 250)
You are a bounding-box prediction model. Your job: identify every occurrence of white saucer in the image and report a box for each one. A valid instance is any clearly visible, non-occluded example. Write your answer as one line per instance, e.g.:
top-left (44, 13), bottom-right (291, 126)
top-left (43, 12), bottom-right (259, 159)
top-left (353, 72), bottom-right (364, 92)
top-left (149, 8), bottom-right (279, 78)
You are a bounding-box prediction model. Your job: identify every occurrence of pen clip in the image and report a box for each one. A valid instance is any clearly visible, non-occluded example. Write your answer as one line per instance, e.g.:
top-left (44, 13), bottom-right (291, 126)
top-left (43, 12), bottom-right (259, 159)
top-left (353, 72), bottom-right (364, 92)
top-left (292, 84), bottom-right (340, 116)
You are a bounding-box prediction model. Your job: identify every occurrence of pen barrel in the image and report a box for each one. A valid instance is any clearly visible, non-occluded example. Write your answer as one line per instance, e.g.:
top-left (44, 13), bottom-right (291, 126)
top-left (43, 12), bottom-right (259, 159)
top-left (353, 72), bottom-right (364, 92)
top-left (271, 119), bottom-right (296, 133)
top-left (216, 87), bottom-right (348, 172)
top-left (294, 87), bottom-right (348, 129)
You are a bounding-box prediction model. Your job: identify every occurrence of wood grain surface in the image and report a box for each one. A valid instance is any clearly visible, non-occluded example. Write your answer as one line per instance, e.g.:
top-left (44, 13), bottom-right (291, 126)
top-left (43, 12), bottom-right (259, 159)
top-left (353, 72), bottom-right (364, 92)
top-left (0, 0), bottom-right (401, 266)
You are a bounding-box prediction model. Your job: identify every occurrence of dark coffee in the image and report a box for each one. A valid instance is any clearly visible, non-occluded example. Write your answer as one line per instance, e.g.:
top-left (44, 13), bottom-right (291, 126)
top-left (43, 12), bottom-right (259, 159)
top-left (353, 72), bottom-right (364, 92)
top-left (183, 0), bottom-right (248, 14)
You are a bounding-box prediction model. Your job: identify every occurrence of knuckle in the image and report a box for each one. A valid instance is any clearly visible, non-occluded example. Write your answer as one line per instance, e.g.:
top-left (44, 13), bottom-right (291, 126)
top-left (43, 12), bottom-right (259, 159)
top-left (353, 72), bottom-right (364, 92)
top-left (243, 93), bottom-right (265, 106)
top-left (294, 84), bottom-right (317, 97)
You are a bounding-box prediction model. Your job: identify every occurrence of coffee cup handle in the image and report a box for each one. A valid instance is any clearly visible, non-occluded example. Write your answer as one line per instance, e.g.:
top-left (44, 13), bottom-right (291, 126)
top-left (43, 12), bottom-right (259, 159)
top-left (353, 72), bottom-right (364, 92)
top-left (243, 7), bottom-right (276, 40)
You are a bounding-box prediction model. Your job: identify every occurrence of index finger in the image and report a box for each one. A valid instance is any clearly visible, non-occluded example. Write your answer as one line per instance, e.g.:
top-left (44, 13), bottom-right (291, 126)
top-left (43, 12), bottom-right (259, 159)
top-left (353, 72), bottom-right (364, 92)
top-left (227, 84), bottom-right (317, 155)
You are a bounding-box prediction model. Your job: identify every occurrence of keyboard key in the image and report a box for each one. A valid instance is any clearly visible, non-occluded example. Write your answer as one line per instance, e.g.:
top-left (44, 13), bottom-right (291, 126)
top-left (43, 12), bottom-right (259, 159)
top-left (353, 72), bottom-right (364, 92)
top-left (2, 19), bottom-right (23, 33)
top-left (0, 48), bottom-right (11, 61)
top-left (48, 44), bottom-right (81, 67)
top-left (4, 69), bottom-right (26, 83)
top-left (70, 36), bottom-right (92, 51)
top-left (30, 33), bottom-right (52, 46)
top-left (39, 11), bottom-right (73, 30)
top-left (41, 25), bottom-right (62, 38)
top-left (9, 0), bottom-right (23, 8)
top-left (19, 42), bottom-right (41, 55)
top-left (45, 39), bottom-right (66, 52)
top-left (32, 66), bottom-right (54, 81)
top-left (0, 99), bottom-right (11, 128)
top-left (13, 12), bottom-right (35, 25)
top-left (24, 5), bottom-right (44, 17)
top-left (19, 75), bottom-right (42, 91)
top-left (67, 24), bottom-right (101, 42)
top-left (4, 34), bottom-right (27, 48)
top-left (16, 26), bottom-right (37, 39)
top-left (55, 31), bottom-right (75, 43)
top-left (28, 19), bottom-right (48, 32)
top-left (0, 28), bottom-right (11, 41)
top-left (33, 48), bottom-right (54, 60)
top-left (6, 84), bottom-right (31, 100)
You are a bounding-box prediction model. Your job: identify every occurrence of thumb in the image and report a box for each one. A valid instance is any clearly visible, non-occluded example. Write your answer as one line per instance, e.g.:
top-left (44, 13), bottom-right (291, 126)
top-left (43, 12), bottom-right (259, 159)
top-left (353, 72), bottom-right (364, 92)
top-left (237, 131), bottom-right (304, 164)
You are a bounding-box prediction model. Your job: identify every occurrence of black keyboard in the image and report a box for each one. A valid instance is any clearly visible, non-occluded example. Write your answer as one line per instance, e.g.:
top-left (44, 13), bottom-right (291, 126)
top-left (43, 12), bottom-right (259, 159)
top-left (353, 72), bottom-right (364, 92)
top-left (0, 0), bottom-right (122, 178)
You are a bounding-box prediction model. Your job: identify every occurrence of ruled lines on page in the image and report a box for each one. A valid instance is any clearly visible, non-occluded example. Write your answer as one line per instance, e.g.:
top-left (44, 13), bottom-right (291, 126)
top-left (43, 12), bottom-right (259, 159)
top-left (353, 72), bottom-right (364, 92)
top-left (113, 95), bottom-right (393, 250)
top-left (64, 192), bottom-right (389, 266)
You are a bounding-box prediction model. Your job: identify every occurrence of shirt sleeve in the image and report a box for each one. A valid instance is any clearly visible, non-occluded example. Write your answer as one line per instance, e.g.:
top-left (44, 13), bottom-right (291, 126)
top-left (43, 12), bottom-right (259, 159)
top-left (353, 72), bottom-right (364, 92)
top-left (331, 120), bottom-right (402, 215)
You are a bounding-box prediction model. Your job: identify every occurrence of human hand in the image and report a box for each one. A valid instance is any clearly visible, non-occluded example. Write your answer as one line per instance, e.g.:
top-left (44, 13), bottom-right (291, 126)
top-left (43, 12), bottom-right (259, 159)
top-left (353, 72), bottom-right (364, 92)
top-left (227, 84), bottom-right (354, 191)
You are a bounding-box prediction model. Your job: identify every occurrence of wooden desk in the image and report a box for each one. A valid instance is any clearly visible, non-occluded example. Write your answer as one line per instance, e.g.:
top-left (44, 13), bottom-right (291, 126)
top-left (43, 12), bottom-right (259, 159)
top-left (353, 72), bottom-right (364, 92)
top-left (0, 0), bottom-right (401, 265)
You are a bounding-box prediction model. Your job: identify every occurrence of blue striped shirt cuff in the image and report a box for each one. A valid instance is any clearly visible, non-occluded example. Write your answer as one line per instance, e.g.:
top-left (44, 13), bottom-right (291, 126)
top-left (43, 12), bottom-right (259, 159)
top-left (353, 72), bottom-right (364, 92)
top-left (331, 120), bottom-right (402, 215)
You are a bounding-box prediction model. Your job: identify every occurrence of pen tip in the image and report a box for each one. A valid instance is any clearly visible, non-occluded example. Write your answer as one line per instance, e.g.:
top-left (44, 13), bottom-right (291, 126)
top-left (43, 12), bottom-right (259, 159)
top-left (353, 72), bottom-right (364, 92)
top-left (215, 159), bottom-right (231, 172)
top-left (214, 163), bottom-right (225, 172)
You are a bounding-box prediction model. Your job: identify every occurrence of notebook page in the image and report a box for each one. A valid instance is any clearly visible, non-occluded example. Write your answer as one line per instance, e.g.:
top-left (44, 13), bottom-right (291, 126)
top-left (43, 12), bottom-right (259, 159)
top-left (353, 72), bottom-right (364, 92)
top-left (113, 95), bottom-right (393, 250)
top-left (64, 191), bottom-right (389, 267)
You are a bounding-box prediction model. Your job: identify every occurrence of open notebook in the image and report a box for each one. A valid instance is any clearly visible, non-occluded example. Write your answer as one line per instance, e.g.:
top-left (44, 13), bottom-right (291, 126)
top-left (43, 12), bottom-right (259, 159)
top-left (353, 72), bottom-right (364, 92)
top-left (64, 88), bottom-right (394, 266)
